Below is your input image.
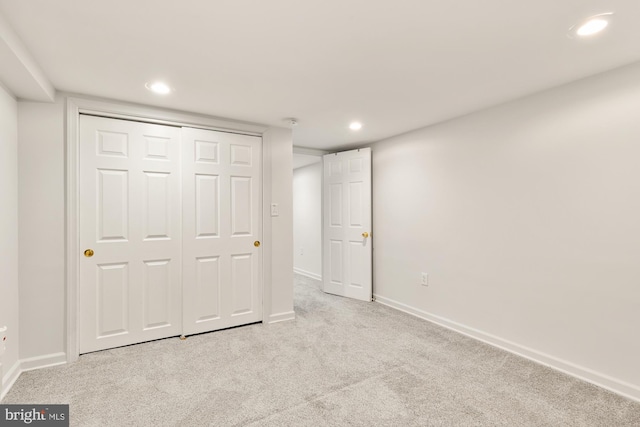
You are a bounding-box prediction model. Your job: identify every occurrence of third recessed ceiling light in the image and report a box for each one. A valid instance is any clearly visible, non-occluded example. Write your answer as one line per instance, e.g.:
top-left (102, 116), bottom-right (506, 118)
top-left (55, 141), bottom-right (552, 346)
top-left (570, 13), bottom-right (613, 38)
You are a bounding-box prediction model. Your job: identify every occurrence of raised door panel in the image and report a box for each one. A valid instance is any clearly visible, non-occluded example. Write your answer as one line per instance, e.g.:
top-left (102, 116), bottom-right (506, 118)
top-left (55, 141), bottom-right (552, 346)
top-left (97, 131), bottom-right (128, 158)
top-left (96, 263), bottom-right (129, 338)
top-left (231, 177), bottom-right (252, 236)
top-left (329, 240), bottom-right (343, 286)
top-left (348, 242), bottom-right (364, 288)
top-left (349, 181), bottom-right (364, 227)
top-left (330, 183), bottom-right (343, 227)
top-left (195, 174), bottom-right (220, 238)
top-left (143, 172), bottom-right (171, 240)
top-left (231, 254), bottom-right (253, 316)
top-left (97, 169), bottom-right (129, 242)
top-left (230, 144), bottom-right (252, 166)
top-left (144, 136), bottom-right (171, 161)
top-left (195, 257), bottom-right (221, 322)
top-left (143, 259), bottom-right (172, 330)
top-left (195, 140), bottom-right (219, 164)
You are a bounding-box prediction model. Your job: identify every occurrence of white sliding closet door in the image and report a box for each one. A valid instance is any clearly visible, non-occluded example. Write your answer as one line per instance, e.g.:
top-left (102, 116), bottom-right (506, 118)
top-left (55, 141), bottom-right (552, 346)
top-left (79, 115), bottom-right (182, 353)
top-left (182, 127), bottom-right (263, 335)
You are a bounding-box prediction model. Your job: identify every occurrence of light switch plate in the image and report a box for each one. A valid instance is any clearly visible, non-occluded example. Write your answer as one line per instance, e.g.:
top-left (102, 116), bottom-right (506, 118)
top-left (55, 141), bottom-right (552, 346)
top-left (271, 203), bottom-right (279, 217)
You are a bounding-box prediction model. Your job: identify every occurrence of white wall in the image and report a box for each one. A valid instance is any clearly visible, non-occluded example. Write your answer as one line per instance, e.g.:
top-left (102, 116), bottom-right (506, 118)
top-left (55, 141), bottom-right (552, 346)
top-left (372, 61), bottom-right (640, 401)
top-left (15, 97), bottom-right (294, 364)
top-left (17, 98), bottom-right (65, 361)
top-left (263, 127), bottom-right (295, 322)
top-left (293, 162), bottom-right (322, 280)
top-left (0, 84), bottom-right (19, 395)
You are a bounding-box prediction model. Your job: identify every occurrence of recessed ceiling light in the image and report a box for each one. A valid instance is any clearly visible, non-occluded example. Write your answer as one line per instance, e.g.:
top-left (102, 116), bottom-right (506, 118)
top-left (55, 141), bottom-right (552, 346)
top-left (569, 13), bottom-right (613, 38)
top-left (145, 81), bottom-right (172, 95)
top-left (349, 122), bottom-right (362, 131)
top-left (576, 18), bottom-right (608, 36)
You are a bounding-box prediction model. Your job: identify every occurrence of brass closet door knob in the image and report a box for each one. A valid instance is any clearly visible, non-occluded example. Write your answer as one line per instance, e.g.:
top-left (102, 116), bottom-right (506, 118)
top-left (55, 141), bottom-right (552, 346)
top-left (362, 232), bottom-right (369, 238)
top-left (254, 241), bottom-right (261, 247)
top-left (84, 249), bottom-right (94, 257)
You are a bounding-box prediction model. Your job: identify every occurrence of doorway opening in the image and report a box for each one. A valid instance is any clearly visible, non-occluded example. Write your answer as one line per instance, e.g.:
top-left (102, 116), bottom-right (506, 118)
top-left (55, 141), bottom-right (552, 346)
top-left (292, 147), bottom-right (373, 302)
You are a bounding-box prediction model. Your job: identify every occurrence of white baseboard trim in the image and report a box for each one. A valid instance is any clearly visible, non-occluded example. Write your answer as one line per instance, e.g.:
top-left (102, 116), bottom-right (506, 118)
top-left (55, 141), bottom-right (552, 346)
top-left (20, 352), bottom-right (67, 372)
top-left (1, 361), bottom-right (21, 401)
top-left (268, 311), bottom-right (296, 324)
top-left (374, 294), bottom-right (640, 403)
top-left (293, 268), bottom-right (321, 282)
top-left (0, 353), bottom-right (67, 401)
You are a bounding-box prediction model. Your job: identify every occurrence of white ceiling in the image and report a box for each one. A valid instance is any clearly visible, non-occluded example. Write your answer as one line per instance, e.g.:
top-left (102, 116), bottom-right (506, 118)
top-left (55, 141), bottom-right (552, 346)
top-left (1, 1), bottom-right (640, 150)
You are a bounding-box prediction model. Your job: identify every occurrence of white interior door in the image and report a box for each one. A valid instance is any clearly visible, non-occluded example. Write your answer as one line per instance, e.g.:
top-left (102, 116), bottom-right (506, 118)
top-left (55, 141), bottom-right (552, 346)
top-left (182, 127), bottom-right (262, 335)
top-left (79, 115), bottom-right (182, 353)
top-left (322, 148), bottom-right (372, 301)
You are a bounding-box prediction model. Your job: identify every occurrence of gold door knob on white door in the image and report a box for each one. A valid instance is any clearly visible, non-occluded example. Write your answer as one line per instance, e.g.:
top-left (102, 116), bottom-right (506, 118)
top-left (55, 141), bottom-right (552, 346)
top-left (362, 232), bottom-right (369, 238)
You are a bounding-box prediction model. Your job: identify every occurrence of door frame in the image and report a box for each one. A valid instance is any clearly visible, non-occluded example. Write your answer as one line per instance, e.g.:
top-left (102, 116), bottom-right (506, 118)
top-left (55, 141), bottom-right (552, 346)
top-left (65, 96), bottom-right (269, 362)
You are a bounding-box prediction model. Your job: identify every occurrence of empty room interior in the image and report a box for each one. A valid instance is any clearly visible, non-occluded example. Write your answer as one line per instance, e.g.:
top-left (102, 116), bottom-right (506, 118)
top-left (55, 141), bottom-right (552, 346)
top-left (1, 1), bottom-right (640, 425)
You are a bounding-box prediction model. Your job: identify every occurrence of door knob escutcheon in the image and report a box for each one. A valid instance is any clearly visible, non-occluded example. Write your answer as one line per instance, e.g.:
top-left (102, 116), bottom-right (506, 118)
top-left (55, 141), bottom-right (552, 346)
top-left (84, 249), bottom-right (94, 257)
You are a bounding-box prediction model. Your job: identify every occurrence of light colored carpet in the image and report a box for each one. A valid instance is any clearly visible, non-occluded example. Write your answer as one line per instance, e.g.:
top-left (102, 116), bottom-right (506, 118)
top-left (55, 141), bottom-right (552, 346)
top-left (3, 274), bottom-right (640, 426)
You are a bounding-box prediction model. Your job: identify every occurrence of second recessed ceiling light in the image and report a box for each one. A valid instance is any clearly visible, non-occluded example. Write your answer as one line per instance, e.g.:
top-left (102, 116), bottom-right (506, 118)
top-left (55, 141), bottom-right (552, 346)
top-left (570, 13), bottom-right (613, 38)
top-left (145, 81), bottom-right (172, 95)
